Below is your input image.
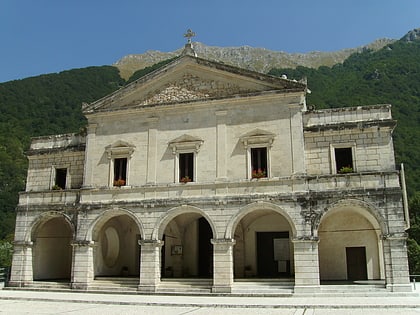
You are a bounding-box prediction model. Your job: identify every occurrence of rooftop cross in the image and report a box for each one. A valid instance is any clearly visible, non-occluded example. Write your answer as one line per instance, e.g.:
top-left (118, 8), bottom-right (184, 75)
top-left (184, 29), bottom-right (196, 43)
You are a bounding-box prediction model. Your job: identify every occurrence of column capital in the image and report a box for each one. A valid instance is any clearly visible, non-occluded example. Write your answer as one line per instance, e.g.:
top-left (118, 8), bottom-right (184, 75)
top-left (138, 239), bottom-right (164, 248)
top-left (382, 232), bottom-right (408, 240)
top-left (292, 236), bottom-right (319, 243)
top-left (12, 240), bottom-right (33, 247)
top-left (71, 240), bottom-right (95, 247)
top-left (211, 238), bottom-right (236, 251)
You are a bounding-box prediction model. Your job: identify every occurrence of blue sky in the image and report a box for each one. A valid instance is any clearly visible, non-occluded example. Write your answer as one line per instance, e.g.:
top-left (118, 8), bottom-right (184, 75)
top-left (1, 0), bottom-right (419, 83)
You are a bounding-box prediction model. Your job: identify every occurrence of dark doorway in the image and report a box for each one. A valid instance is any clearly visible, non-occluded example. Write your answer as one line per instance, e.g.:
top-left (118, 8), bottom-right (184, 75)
top-left (346, 247), bottom-right (368, 280)
top-left (257, 232), bottom-right (290, 277)
top-left (198, 217), bottom-right (213, 277)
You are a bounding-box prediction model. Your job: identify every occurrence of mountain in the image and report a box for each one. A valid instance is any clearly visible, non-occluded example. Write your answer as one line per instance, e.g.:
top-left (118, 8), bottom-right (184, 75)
top-left (114, 39), bottom-right (395, 80)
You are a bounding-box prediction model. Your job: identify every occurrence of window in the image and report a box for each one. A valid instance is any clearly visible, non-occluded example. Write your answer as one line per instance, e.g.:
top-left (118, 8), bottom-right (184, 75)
top-left (179, 152), bottom-right (194, 182)
top-left (105, 140), bottom-right (135, 187)
top-left (333, 147), bottom-right (354, 174)
top-left (113, 158), bottom-right (127, 186)
top-left (54, 168), bottom-right (67, 189)
top-left (169, 134), bottom-right (203, 183)
top-left (240, 129), bottom-right (275, 179)
top-left (251, 147), bottom-right (268, 178)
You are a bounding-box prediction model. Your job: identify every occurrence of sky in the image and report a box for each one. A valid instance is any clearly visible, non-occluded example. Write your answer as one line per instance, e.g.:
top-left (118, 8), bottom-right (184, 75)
top-left (1, 0), bottom-right (420, 83)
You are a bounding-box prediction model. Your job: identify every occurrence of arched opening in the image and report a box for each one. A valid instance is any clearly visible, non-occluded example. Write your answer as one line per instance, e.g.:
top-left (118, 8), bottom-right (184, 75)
top-left (161, 213), bottom-right (213, 278)
top-left (93, 214), bottom-right (141, 278)
top-left (318, 208), bottom-right (383, 282)
top-left (233, 209), bottom-right (294, 279)
top-left (32, 216), bottom-right (73, 281)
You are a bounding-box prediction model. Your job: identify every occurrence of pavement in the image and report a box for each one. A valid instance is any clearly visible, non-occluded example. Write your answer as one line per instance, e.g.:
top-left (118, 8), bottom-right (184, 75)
top-left (0, 286), bottom-right (419, 314)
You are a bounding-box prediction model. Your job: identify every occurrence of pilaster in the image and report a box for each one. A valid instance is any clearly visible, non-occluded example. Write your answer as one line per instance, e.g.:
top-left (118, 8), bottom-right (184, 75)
top-left (292, 238), bottom-right (320, 293)
top-left (138, 239), bottom-right (163, 292)
top-left (383, 233), bottom-right (412, 292)
top-left (215, 111), bottom-right (228, 181)
top-left (146, 117), bottom-right (159, 184)
top-left (9, 241), bottom-right (33, 287)
top-left (211, 238), bottom-right (235, 293)
top-left (71, 241), bottom-right (95, 290)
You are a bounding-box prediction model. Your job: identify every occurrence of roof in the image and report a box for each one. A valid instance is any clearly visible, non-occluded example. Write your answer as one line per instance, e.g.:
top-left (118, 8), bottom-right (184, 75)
top-left (82, 54), bottom-right (307, 115)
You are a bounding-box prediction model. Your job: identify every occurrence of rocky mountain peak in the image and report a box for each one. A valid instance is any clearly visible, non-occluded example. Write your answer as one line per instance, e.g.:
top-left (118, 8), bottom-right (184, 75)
top-left (401, 28), bottom-right (420, 42)
top-left (113, 39), bottom-right (395, 80)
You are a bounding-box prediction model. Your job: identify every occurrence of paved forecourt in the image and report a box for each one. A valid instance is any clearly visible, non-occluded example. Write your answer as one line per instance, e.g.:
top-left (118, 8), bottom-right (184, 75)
top-left (0, 288), bottom-right (420, 314)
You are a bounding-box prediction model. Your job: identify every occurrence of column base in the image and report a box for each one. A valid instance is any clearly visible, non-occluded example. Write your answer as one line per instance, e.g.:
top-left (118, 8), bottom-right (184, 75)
top-left (71, 282), bottom-right (89, 290)
top-left (294, 285), bottom-right (321, 293)
top-left (212, 285), bottom-right (232, 293)
top-left (7, 281), bottom-right (31, 288)
top-left (386, 283), bottom-right (413, 292)
top-left (138, 284), bottom-right (158, 293)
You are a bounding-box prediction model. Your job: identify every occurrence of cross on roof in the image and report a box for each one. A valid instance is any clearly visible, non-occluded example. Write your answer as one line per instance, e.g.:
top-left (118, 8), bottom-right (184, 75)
top-left (184, 29), bottom-right (196, 43)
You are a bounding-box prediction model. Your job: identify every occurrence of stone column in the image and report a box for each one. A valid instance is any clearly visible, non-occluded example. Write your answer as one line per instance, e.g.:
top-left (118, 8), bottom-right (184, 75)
top-left (71, 241), bottom-right (95, 290)
top-left (138, 240), bottom-right (163, 292)
top-left (292, 238), bottom-right (320, 293)
top-left (211, 238), bottom-right (235, 293)
top-left (383, 233), bottom-right (412, 292)
top-left (146, 117), bottom-right (159, 185)
top-left (9, 241), bottom-right (33, 287)
top-left (215, 111), bottom-right (228, 181)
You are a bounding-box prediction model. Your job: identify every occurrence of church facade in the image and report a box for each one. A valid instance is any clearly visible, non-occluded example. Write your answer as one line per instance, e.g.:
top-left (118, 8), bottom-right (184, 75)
top-left (9, 45), bottom-right (411, 293)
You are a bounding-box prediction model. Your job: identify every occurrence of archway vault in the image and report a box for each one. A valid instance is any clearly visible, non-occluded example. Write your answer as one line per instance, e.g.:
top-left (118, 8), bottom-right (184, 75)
top-left (28, 211), bottom-right (75, 242)
top-left (86, 207), bottom-right (145, 241)
top-left (152, 205), bottom-right (218, 240)
top-left (225, 201), bottom-right (297, 239)
top-left (314, 198), bottom-right (387, 238)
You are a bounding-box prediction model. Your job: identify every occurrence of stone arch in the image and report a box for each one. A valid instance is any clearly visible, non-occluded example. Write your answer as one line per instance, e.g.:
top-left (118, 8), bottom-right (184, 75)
top-left (154, 205), bottom-right (216, 279)
top-left (86, 207), bottom-right (144, 241)
top-left (28, 211), bottom-right (75, 242)
top-left (152, 205), bottom-right (217, 240)
top-left (227, 201), bottom-right (297, 279)
top-left (30, 211), bottom-right (74, 281)
top-left (316, 198), bottom-right (385, 281)
top-left (87, 207), bottom-right (144, 277)
top-left (225, 201), bottom-right (297, 239)
top-left (313, 198), bottom-right (387, 237)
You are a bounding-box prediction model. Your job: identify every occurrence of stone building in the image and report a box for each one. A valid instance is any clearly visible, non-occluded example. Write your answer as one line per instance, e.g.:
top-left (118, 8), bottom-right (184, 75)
top-left (9, 43), bottom-right (411, 294)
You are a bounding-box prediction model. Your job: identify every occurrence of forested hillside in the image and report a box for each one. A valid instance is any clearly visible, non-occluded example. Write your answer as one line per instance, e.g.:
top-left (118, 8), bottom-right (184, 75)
top-left (0, 66), bottom-right (125, 241)
top-left (270, 36), bottom-right (420, 273)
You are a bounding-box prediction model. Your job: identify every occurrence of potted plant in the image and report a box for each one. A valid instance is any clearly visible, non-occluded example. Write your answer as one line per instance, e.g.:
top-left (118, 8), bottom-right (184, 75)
top-left (180, 176), bottom-right (192, 183)
top-left (338, 166), bottom-right (353, 174)
top-left (252, 168), bottom-right (266, 179)
top-left (113, 178), bottom-right (126, 187)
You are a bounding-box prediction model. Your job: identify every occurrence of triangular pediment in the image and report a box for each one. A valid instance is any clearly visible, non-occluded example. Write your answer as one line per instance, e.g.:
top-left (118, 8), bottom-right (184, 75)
top-left (83, 55), bottom-right (306, 114)
top-left (240, 129), bottom-right (276, 148)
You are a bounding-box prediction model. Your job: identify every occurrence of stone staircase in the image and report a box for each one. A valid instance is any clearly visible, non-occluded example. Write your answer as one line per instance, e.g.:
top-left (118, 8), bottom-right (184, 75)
top-left (231, 279), bottom-right (294, 296)
top-left (158, 279), bottom-right (212, 294)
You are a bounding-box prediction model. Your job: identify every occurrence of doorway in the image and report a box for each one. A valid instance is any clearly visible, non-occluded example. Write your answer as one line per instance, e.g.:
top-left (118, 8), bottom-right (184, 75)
top-left (346, 247), bottom-right (368, 281)
top-left (257, 231), bottom-right (290, 277)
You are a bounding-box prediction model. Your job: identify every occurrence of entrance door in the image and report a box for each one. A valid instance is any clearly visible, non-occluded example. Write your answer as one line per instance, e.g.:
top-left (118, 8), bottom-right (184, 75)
top-left (346, 247), bottom-right (368, 280)
top-left (198, 217), bottom-right (213, 277)
top-left (257, 232), bottom-right (289, 277)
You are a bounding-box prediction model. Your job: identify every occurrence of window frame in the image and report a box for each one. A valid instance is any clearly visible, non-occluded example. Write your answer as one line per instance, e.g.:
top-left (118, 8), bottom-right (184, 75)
top-left (330, 143), bottom-right (356, 174)
top-left (240, 129), bottom-right (275, 180)
top-left (105, 141), bottom-right (135, 187)
top-left (247, 145), bottom-right (270, 179)
top-left (51, 165), bottom-right (69, 190)
top-left (169, 134), bottom-right (203, 183)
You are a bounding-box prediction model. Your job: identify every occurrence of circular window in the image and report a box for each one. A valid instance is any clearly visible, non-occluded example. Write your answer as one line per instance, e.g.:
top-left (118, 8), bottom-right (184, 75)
top-left (101, 226), bottom-right (120, 267)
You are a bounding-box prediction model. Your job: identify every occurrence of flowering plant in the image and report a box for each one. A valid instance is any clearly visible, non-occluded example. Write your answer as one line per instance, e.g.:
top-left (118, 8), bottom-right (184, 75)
top-left (180, 176), bottom-right (192, 183)
top-left (113, 178), bottom-right (126, 187)
top-left (252, 168), bottom-right (266, 179)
